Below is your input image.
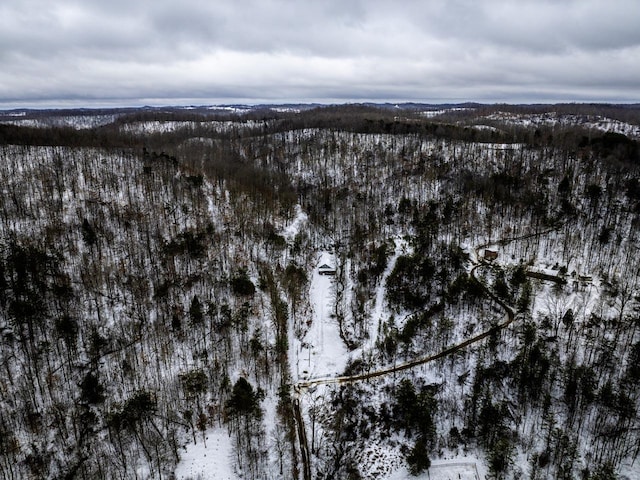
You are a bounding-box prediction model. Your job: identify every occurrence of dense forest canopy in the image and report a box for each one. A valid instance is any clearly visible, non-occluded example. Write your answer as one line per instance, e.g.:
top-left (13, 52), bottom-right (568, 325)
top-left (1, 103), bottom-right (640, 479)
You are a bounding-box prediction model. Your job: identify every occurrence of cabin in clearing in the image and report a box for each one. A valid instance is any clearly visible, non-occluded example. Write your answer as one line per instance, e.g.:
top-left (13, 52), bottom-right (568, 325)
top-left (484, 249), bottom-right (498, 261)
top-left (318, 264), bottom-right (336, 276)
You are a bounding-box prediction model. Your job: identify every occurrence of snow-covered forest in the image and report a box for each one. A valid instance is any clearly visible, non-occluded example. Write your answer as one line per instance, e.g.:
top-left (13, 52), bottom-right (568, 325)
top-left (1, 104), bottom-right (640, 479)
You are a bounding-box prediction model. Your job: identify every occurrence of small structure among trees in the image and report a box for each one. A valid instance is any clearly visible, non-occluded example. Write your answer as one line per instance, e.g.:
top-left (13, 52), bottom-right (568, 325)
top-left (484, 249), bottom-right (498, 262)
top-left (318, 264), bottom-right (336, 276)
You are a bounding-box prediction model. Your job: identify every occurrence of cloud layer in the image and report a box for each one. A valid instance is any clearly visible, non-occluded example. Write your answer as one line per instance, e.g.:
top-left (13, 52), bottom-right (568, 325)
top-left (1, 0), bottom-right (639, 106)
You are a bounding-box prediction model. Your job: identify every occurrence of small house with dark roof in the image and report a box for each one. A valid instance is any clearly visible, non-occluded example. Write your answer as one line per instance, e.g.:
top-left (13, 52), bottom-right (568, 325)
top-left (318, 264), bottom-right (336, 276)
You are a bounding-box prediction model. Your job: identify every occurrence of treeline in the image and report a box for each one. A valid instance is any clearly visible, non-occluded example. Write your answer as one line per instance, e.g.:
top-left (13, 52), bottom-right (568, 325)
top-left (0, 123), bottom-right (136, 148)
top-left (2, 104), bottom-right (639, 161)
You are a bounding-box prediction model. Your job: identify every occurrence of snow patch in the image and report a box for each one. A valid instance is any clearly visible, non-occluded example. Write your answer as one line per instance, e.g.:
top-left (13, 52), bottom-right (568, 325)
top-left (281, 205), bottom-right (308, 242)
top-left (387, 457), bottom-right (483, 480)
top-left (175, 429), bottom-right (239, 480)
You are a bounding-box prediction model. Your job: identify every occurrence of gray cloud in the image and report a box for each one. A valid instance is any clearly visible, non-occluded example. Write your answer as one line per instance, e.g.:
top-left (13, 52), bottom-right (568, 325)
top-left (0, 0), bottom-right (638, 107)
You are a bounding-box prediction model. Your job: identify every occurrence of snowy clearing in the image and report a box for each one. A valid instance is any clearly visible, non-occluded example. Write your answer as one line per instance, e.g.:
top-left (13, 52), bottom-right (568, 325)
top-left (388, 458), bottom-right (482, 480)
top-left (295, 251), bottom-right (349, 381)
top-left (174, 429), bottom-right (238, 480)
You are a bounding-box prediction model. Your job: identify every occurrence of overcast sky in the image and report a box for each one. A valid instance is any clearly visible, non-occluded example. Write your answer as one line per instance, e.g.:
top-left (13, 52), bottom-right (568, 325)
top-left (1, 0), bottom-right (639, 107)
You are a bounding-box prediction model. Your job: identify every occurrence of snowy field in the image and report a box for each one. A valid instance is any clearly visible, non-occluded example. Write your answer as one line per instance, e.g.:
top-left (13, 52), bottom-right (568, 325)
top-left (295, 251), bottom-right (349, 380)
top-left (280, 206), bottom-right (352, 381)
top-left (174, 429), bottom-right (238, 480)
top-left (388, 459), bottom-right (483, 480)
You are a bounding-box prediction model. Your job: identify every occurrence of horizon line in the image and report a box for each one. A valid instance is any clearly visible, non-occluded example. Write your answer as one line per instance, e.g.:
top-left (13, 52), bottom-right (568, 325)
top-left (1, 99), bottom-right (640, 112)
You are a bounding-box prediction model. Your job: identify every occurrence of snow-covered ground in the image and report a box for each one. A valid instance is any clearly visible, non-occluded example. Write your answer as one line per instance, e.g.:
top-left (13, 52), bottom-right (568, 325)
top-left (295, 251), bottom-right (349, 380)
top-left (279, 206), bottom-right (349, 382)
top-left (388, 459), bottom-right (483, 480)
top-left (174, 429), bottom-right (238, 480)
top-left (281, 205), bottom-right (308, 243)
